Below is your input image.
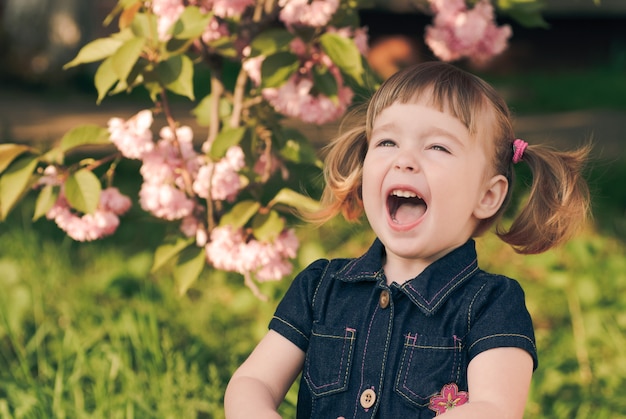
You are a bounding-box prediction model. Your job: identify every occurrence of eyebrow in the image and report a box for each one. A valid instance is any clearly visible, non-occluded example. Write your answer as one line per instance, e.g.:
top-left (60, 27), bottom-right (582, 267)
top-left (421, 126), bottom-right (465, 147)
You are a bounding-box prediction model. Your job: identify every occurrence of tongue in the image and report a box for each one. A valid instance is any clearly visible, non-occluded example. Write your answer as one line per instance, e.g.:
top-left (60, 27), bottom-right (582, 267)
top-left (393, 201), bottom-right (426, 225)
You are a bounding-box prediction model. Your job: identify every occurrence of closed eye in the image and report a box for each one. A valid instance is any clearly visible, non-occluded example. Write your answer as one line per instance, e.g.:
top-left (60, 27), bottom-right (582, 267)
top-left (429, 144), bottom-right (450, 153)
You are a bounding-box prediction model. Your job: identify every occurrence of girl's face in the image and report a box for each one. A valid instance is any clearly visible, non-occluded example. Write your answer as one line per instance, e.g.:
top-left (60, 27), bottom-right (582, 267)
top-left (362, 100), bottom-right (507, 282)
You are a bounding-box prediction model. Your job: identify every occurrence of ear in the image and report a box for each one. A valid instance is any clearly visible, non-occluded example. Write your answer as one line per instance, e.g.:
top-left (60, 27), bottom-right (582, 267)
top-left (473, 174), bottom-right (508, 220)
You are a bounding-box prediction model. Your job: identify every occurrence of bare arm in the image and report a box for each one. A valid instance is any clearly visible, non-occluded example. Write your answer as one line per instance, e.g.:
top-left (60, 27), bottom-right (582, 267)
top-left (224, 330), bottom-right (305, 419)
top-left (440, 347), bottom-right (533, 419)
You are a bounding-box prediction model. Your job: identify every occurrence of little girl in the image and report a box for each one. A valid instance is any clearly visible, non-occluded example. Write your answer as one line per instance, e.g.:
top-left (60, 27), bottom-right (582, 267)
top-left (224, 61), bottom-right (590, 418)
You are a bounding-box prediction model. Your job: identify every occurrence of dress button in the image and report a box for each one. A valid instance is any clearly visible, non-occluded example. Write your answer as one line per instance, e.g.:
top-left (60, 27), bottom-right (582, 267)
top-left (379, 290), bottom-right (390, 309)
top-left (360, 388), bottom-right (376, 409)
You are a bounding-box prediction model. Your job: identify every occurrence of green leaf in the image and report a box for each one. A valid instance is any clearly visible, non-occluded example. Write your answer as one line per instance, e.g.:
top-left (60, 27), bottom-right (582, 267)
top-left (111, 36), bottom-right (146, 82)
top-left (103, 0), bottom-right (140, 27)
top-left (64, 37), bottom-right (124, 69)
top-left (60, 125), bottom-right (111, 153)
top-left (130, 12), bottom-right (158, 39)
top-left (191, 94), bottom-right (232, 127)
top-left (170, 6), bottom-right (212, 40)
top-left (210, 127), bottom-right (247, 159)
top-left (33, 184), bottom-right (59, 221)
top-left (0, 144), bottom-right (35, 174)
top-left (157, 54), bottom-right (195, 100)
top-left (268, 188), bottom-right (320, 213)
top-left (249, 29), bottom-right (295, 56)
top-left (95, 56), bottom-right (120, 104)
top-left (64, 169), bottom-right (102, 215)
top-left (312, 65), bottom-right (338, 101)
top-left (260, 52), bottom-right (300, 89)
top-left (252, 210), bottom-right (285, 242)
top-left (206, 36), bottom-right (239, 58)
top-left (151, 236), bottom-right (195, 273)
top-left (173, 245), bottom-right (206, 296)
top-left (496, 0), bottom-right (548, 28)
top-left (0, 155), bottom-right (39, 221)
top-left (219, 200), bottom-right (261, 228)
top-left (278, 128), bottom-right (323, 166)
top-left (319, 33), bottom-right (364, 85)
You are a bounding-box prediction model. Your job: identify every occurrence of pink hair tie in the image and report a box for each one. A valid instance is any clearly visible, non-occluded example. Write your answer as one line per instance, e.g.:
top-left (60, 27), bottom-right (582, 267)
top-left (512, 139), bottom-right (528, 164)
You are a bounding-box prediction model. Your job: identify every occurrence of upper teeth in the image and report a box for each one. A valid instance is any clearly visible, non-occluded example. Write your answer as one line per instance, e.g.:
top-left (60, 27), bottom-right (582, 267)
top-left (391, 189), bottom-right (419, 198)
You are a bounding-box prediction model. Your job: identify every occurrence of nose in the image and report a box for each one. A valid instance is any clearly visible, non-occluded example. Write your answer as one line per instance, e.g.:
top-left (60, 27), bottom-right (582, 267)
top-left (394, 153), bottom-right (419, 172)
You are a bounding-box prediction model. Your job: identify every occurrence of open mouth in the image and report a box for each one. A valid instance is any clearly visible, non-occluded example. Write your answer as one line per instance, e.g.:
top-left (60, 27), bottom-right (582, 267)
top-left (387, 189), bottom-right (427, 225)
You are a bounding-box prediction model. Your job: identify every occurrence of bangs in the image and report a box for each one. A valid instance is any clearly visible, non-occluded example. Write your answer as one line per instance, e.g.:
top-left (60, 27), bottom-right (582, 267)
top-left (365, 62), bottom-right (493, 137)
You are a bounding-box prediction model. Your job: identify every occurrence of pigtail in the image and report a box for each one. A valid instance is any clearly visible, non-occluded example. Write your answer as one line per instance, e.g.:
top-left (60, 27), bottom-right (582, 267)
top-left (496, 143), bottom-right (592, 254)
top-left (302, 125), bottom-right (368, 224)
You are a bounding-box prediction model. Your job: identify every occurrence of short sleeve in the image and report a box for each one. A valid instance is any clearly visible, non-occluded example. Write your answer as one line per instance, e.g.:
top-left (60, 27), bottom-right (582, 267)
top-left (268, 259), bottom-right (329, 352)
top-left (466, 275), bottom-right (538, 370)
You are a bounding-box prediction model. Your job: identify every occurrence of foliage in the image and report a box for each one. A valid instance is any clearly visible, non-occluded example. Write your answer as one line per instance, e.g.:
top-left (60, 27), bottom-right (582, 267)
top-left (0, 0), bottom-right (549, 297)
top-left (1, 197), bottom-right (625, 418)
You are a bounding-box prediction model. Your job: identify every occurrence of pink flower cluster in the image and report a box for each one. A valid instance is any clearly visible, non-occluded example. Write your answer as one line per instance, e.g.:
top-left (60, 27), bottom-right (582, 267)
top-left (206, 226), bottom-right (299, 282)
top-left (108, 110), bottom-right (154, 159)
top-left (245, 36), bottom-right (356, 125)
top-left (150, 0), bottom-right (186, 41)
top-left (278, 0), bottom-right (339, 29)
top-left (188, 0), bottom-right (255, 45)
top-left (46, 187), bottom-right (132, 242)
top-left (138, 124), bottom-right (199, 220)
top-left (107, 110), bottom-right (248, 223)
top-left (425, 0), bottom-right (512, 65)
top-left (151, 0), bottom-right (255, 44)
top-left (106, 111), bottom-right (291, 280)
top-left (192, 146), bottom-right (245, 202)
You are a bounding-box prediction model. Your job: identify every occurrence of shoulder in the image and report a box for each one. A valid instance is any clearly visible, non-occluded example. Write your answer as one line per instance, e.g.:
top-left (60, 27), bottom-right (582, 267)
top-left (464, 268), bottom-right (525, 299)
top-left (464, 270), bottom-right (538, 369)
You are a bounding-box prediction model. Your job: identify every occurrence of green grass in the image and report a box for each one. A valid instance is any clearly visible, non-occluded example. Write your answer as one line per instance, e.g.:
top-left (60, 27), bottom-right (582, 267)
top-left (1, 168), bottom-right (626, 418)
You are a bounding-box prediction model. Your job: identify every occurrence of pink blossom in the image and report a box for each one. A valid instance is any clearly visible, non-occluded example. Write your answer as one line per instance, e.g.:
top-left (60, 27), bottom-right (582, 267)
top-left (139, 183), bottom-right (194, 220)
top-left (151, 0), bottom-right (185, 41)
top-left (205, 226), bottom-right (248, 273)
top-left (425, 0), bottom-right (511, 64)
top-left (136, 124), bottom-right (200, 221)
top-left (201, 16), bottom-right (230, 44)
top-left (242, 53), bottom-right (264, 86)
top-left (289, 38), bottom-right (308, 57)
top-left (100, 187), bottom-right (132, 215)
top-left (274, 228), bottom-right (299, 259)
top-left (192, 146), bottom-right (245, 202)
top-left (262, 70), bottom-right (353, 124)
top-left (278, 0), bottom-right (339, 28)
top-left (251, 229), bottom-right (300, 281)
top-left (107, 110), bottom-right (154, 159)
top-left (46, 187), bottom-right (132, 241)
top-left (205, 226), bottom-right (299, 281)
top-left (254, 153), bottom-right (287, 179)
top-left (190, 0), bottom-right (253, 18)
top-left (140, 126), bottom-right (201, 189)
top-left (212, 0), bottom-right (254, 18)
top-left (256, 259), bottom-right (294, 282)
top-left (37, 165), bottom-right (62, 187)
top-left (180, 215), bottom-right (208, 246)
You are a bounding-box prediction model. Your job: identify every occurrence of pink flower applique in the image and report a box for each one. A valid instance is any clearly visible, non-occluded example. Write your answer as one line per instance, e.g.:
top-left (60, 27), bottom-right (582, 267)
top-left (429, 383), bottom-right (469, 416)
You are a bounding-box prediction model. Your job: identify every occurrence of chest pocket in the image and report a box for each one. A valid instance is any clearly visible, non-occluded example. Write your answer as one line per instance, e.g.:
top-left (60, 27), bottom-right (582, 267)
top-left (304, 323), bottom-right (356, 397)
top-left (394, 333), bottom-right (463, 407)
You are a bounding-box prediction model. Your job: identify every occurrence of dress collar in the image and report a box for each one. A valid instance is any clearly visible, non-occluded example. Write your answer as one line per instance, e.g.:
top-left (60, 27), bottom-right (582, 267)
top-left (334, 238), bottom-right (479, 316)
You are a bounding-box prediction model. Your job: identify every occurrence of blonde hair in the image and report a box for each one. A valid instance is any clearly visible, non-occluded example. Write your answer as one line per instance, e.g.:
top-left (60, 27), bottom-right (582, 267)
top-left (311, 61), bottom-right (591, 254)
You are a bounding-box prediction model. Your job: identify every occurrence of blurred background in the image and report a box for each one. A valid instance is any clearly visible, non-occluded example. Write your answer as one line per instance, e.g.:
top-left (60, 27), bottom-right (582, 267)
top-left (1, 1), bottom-right (625, 418)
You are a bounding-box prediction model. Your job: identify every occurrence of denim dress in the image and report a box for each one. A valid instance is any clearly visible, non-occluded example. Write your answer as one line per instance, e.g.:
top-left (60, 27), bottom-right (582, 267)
top-left (269, 239), bottom-right (538, 418)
